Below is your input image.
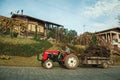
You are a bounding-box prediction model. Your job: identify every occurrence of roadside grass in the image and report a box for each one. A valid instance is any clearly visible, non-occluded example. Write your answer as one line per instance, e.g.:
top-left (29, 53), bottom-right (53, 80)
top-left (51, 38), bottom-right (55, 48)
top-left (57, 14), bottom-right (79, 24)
top-left (0, 35), bottom-right (52, 57)
top-left (0, 35), bottom-right (60, 67)
top-left (0, 56), bottom-right (40, 67)
top-left (0, 55), bottom-right (59, 67)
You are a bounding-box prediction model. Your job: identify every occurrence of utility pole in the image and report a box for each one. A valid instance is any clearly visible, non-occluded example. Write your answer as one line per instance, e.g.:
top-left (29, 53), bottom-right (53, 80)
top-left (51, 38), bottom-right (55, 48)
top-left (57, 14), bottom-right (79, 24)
top-left (83, 25), bottom-right (85, 33)
top-left (83, 25), bottom-right (86, 45)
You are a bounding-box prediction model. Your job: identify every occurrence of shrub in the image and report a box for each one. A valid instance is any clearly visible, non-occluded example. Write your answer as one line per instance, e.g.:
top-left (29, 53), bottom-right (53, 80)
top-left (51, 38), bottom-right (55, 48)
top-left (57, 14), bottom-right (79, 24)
top-left (68, 45), bottom-right (85, 55)
top-left (13, 32), bottom-right (18, 37)
top-left (0, 36), bottom-right (52, 57)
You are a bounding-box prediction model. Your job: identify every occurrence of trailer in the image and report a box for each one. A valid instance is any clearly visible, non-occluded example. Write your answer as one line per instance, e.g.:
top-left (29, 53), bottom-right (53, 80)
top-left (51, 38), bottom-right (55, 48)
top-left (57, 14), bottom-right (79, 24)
top-left (79, 56), bottom-right (113, 68)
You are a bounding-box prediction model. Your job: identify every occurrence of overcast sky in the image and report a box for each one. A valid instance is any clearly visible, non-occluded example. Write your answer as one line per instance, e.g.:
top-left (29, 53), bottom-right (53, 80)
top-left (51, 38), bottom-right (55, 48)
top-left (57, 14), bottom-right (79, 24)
top-left (0, 0), bottom-right (120, 35)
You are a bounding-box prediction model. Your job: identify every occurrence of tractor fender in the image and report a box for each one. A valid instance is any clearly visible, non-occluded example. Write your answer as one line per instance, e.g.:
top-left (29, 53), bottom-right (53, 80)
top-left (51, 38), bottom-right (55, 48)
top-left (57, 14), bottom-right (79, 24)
top-left (62, 53), bottom-right (69, 62)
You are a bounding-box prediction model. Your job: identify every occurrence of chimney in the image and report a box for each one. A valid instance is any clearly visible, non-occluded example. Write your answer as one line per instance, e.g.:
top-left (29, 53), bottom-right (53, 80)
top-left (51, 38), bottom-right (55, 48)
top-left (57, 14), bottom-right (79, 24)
top-left (21, 10), bottom-right (23, 15)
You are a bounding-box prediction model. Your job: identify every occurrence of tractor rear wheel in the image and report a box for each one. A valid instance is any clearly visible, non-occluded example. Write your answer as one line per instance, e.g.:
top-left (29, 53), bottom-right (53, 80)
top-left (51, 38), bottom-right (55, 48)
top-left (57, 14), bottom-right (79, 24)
top-left (43, 60), bottom-right (53, 69)
top-left (64, 54), bottom-right (79, 69)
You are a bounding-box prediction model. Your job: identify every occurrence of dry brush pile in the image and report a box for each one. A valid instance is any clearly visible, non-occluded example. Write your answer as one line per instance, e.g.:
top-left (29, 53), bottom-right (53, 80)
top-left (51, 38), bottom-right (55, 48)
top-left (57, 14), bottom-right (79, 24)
top-left (77, 32), bottom-right (93, 45)
top-left (0, 16), bottom-right (27, 37)
top-left (81, 45), bottom-right (110, 58)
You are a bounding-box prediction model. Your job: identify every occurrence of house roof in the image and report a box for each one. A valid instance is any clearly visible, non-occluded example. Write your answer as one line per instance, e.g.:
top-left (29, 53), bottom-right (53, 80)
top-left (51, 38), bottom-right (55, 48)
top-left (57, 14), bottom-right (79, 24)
top-left (11, 14), bottom-right (63, 27)
top-left (95, 27), bottom-right (120, 34)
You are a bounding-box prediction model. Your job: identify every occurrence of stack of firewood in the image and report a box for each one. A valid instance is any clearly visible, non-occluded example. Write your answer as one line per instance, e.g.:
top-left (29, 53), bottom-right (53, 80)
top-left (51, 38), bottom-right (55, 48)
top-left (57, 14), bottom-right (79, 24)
top-left (0, 16), bottom-right (27, 34)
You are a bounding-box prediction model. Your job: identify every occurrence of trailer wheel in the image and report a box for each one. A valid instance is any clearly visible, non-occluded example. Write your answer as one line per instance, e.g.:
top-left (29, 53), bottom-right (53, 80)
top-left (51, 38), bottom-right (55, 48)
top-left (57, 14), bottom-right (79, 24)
top-left (64, 54), bottom-right (79, 69)
top-left (43, 60), bottom-right (53, 69)
top-left (102, 62), bottom-right (109, 68)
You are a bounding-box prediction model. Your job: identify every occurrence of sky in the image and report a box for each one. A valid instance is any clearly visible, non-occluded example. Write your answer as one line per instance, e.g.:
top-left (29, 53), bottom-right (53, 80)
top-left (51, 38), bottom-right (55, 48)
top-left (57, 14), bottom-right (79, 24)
top-left (0, 0), bottom-right (120, 35)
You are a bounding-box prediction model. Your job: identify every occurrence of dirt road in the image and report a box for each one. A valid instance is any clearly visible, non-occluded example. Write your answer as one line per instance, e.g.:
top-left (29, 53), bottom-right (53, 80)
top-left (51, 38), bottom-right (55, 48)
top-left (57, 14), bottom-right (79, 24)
top-left (0, 66), bottom-right (120, 80)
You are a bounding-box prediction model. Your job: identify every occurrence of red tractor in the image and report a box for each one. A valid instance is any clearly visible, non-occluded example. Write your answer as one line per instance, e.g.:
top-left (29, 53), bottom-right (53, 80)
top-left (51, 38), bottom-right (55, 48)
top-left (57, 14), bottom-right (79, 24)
top-left (37, 50), bottom-right (79, 69)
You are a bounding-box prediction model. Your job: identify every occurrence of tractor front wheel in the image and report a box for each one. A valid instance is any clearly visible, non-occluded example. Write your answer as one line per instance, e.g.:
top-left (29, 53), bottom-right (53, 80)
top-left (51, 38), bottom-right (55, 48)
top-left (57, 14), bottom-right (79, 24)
top-left (64, 54), bottom-right (79, 69)
top-left (43, 60), bottom-right (53, 69)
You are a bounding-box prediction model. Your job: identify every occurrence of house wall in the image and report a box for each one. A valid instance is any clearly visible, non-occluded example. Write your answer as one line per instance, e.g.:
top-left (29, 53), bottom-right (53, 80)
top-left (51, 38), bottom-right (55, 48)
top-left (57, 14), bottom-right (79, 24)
top-left (96, 30), bottom-right (120, 48)
top-left (12, 15), bottom-right (63, 39)
top-left (38, 24), bottom-right (44, 33)
top-left (14, 17), bottom-right (45, 33)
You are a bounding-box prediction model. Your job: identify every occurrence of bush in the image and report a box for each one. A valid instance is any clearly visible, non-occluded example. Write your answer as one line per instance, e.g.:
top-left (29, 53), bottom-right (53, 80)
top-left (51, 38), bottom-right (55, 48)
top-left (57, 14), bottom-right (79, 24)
top-left (0, 36), bottom-right (52, 57)
top-left (68, 45), bottom-right (85, 55)
top-left (13, 32), bottom-right (18, 37)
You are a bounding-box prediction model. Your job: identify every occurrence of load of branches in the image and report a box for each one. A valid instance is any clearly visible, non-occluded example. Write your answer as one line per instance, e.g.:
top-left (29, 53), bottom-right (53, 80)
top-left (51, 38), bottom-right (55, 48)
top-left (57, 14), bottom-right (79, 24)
top-left (82, 45), bottom-right (110, 58)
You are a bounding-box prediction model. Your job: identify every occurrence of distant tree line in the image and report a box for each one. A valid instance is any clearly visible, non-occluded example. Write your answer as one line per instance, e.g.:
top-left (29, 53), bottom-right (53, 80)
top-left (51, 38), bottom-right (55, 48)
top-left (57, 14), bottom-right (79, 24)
top-left (47, 27), bottom-right (77, 44)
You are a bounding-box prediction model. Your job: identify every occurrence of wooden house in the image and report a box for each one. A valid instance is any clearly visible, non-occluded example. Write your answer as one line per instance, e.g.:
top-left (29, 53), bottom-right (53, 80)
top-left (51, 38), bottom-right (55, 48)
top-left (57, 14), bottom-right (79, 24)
top-left (11, 14), bottom-right (63, 38)
top-left (95, 27), bottom-right (120, 48)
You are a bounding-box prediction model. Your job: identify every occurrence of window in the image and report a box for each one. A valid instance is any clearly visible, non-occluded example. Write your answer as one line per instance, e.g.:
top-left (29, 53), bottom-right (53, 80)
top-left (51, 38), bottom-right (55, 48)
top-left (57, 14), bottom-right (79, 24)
top-left (28, 24), bottom-right (32, 31)
top-left (37, 27), bottom-right (40, 32)
top-left (29, 24), bottom-right (35, 32)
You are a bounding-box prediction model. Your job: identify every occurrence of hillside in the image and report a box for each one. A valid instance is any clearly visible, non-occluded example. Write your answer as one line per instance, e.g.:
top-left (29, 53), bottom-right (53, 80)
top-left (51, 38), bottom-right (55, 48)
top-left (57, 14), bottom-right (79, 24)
top-left (0, 35), bottom-right (120, 66)
top-left (0, 35), bottom-right (52, 56)
top-left (0, 35), bottom-right (85, 67)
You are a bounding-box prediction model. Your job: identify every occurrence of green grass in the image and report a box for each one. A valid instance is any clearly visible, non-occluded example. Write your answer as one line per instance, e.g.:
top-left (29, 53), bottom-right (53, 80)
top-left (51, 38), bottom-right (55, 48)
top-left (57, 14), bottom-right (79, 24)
top-left (68, 44), bottom-right (86, 56)
top-left (0, 36), bottom-right (52, 57)
top-left (0, 55), bottom-right (60, 67)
